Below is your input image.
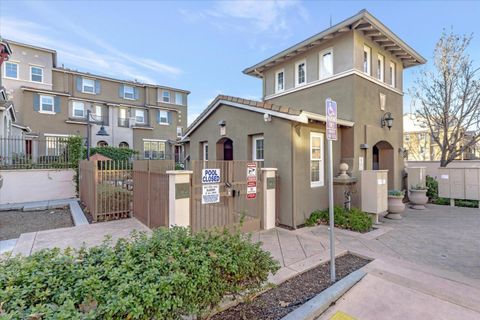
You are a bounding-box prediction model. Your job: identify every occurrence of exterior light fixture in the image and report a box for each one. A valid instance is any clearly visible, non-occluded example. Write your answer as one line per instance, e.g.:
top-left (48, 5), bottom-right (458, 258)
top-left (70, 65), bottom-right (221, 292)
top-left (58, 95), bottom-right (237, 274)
top-left (86, 109), bottom-right (109, 160)
top-left (381, 112), bottom-right (394, 130)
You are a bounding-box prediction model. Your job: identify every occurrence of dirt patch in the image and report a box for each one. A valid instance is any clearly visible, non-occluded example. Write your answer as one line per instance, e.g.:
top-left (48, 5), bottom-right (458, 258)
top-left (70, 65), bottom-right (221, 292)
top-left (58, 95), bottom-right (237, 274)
top-left (0, 207), bottom-right (73, 240)
top-left (212, 254), bottom-right (370, 320)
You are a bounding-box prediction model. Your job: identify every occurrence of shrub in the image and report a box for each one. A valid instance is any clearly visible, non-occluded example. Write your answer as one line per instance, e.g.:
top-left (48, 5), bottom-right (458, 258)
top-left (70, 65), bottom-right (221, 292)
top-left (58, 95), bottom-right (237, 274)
top-left (86, 146), bottom-right (138, 161)
top-left (388, 190), bottom-right (405, 197)
top-left (305, 206), bottom-right (373, 233)
top-left (426, 175), bottom-right (438, 200)
top-left (0, 228), bottom-right (279, 319)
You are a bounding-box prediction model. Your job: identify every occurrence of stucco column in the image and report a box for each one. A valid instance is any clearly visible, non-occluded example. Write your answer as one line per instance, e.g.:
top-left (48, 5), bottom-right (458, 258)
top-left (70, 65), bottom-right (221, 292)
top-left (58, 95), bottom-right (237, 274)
top-left (166, 170), bottom-right (192, 228)
top-left (261, 168), bottom-right (277, 230)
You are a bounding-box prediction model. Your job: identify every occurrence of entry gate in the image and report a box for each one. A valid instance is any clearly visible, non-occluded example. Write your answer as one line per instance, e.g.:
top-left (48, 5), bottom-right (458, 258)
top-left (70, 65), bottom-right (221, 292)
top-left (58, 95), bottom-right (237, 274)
top-left (190, 160), bottom-right (263, 233)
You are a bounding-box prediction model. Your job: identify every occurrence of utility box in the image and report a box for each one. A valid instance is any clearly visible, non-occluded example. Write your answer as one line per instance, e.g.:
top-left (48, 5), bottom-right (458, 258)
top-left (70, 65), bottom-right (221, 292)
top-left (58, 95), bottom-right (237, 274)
top-left (360, 170), bottom-right (388, 220)
top-left (438, 167), bottom-right (480, 200)
top-left (406, 167), bottom-right (426, 189)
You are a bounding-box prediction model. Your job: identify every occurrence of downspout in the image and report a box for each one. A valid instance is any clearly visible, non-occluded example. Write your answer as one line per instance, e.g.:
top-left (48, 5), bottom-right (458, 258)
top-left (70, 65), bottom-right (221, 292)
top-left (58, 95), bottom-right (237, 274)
top-left (291, 121), bottom-right (296, 229)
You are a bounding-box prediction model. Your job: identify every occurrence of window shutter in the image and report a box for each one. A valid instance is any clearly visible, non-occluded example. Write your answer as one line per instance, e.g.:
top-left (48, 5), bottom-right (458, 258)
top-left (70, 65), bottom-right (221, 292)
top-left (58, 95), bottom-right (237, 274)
top-left (95, 80), bottom-right (101, 94)
top-left (54, 96), bottom-right (61, 113)
top-left (156, 109), bottom-right (160, 123)
top-left (167, 111), bottom-right (172, 125)
top-left (76, 76), bottom-right (82, 92)
top-left (33, 94), bottom-right (40, 111)
top-left (119, 84), bottom-right (124, 98)
top-left (134, 87), bottom-right (139, 100)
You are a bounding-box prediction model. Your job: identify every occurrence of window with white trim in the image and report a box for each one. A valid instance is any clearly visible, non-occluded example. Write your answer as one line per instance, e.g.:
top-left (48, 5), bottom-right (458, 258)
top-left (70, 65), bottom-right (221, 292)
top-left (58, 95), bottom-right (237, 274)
top-left (5, 62), bottom-right (18, 79)
top-left (175, 92), bottom-right (183, 105)
top-left (389, 61), bottom-right (396, 87)
top-left (158, 110), bottom-right (169, 124)
top-left (135, 109), bottom-right (145, 124)
top-left (72, 101), bottom-right (85, 118)
top-left (95, 105), bottom-right (102, 117)
top-left (295, 60), bottom-right (306, 87)
top-left (310, 132), bottom-right (324, 187)
top-left (319, 50), bottom-right (333, 79)
top-left (30, 66), bottom-right (43, 83)
top-left (202, 142), bottom-right (209, 160)
top-left (40, 95), bottom-right (54, 113)
top-left (82, 78), bottom-right (95, 93)
top-left (363, 45), bottom-right (371, 75)
top-left (275, 69), bottom-right (284, 93)
top-left (252, 135), bottom-right (264, 161)
top-left (162, 90), bottom-right (170, 103)
top-left (377, 54), bottom-right (384, 82)
top-left (177, 126), bottom-right (183, 138)
top-left (124, 85), bottom-right (135, 99)
top-left (144, 140), bottom-right (166, 159)
top-left (45, 134), bottom-right (69, 156)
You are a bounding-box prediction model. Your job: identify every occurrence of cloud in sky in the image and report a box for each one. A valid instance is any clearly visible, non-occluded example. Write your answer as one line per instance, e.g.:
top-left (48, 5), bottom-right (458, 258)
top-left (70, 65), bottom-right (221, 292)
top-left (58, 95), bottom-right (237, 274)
top-left (0, 13), bottom-right (181, 84)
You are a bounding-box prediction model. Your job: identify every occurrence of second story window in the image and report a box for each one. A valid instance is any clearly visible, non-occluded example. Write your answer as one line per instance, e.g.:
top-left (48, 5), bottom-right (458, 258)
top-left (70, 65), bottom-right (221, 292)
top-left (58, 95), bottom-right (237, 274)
top-left (295, 60), bottom-right (306, 87)
top-left (389, 61), bottom-right (396, 87)
top-left (82, 78), bottom-right (95, 93)
top-left (377, 54), bottom-right (384, 82)
top-left (135, 109), bottom-right (145, 124)
top-left (363, 45), bottom-right (371, 75)
top-left (124, 85), bottom-right (135, 100)
top-left (275, 69), bottom-right (284, 93)
top-left (158, 110), bottom-right (170, 125)
top-left (5, 62), bottom-right (18, 79)
top-left (320, 50), bottom-right (333, 79)
top-left (177, 126), bottom-right (183, 138)
top-left (72, 101), bottom-right (85, 118)
top-left (162, 91), bottom-right (170, 103)
top-left (40, 95), bottom-right (54, 113)
top-left (30, 66), bottom-right (44, 83)
top-left (175, 92), bottom-right (183, 105)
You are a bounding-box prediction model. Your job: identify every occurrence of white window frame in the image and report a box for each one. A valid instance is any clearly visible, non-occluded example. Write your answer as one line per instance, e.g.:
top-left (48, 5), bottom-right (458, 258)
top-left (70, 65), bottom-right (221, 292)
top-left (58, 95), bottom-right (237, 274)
top-left (202, 142), bottom-right (209, 161)
top-left (363, 45), bottom-right (371, 75)
top-left (175, 92), bottom-right (183, 105)
top-left (30, 66), bottom-right (44, 83)
top-left (275, 69), bottom-right (285, 93)
top-left (72, 101), bottom-right (85, 118)
top-left (295, 59), bottom-right (307, 87)
top-left (252, 135), bottom-right (264, 161)
top-left (82, 78), bottom-right (95, 94)
top-left (95, 105), bottom-right (103, 117)
top-left (389, 61), bottom-right (396, 87)
top-left (123, 85), bottom-right (135, 100)
top-left (319, 48), bottom-right (333, 80)
top-left (310, 132), bottom-right (324, 188)
top-left (135, 109), bottom-right (145, 124)
top-left (44, 133), bottom-right (70, 156)
top-left (377, 54), bottom-right (384, 82)
top-left (176, 126), bottom-right (183, 138)
top-left (158, 110), bottom-right (169, 125)
top-left (40, 95), bottom-right (55, 114)
top-left (4, 61), bottom-right (19, 79)
top-left (143, 139), bottom-right (166, 160)
top-left (162, 90), bottom-right (170, 103)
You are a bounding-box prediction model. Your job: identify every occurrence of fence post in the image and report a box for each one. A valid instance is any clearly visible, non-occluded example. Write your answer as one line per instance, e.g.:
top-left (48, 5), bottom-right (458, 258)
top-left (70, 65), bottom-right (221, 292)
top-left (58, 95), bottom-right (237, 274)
top-left (167, 170), bottom-right (193, 228)
top-left (261, 168), bottom-right (277, 230)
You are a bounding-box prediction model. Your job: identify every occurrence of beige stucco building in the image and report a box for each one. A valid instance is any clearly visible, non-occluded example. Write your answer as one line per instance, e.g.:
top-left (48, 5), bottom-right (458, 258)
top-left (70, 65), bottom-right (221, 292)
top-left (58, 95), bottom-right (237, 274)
top-left (183, 10), bottom-right (426, 228)
top-left (1, 40), bottom-right (189, 161)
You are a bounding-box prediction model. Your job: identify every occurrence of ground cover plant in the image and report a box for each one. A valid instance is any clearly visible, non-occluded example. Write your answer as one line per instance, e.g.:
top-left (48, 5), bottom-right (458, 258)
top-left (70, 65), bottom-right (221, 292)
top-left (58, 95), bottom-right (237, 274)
top-left (305, 206), bottom-right (373, 233)
top-left (0, 227), bottom-right (279, 319)
top-left (425, 175), bottom-right (478, 207)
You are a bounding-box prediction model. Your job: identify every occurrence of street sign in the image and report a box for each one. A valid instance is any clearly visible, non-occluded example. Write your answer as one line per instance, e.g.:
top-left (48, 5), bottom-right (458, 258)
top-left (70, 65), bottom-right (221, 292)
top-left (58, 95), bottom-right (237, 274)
top-left (247, 163), bottom-right (257, 199)
top-left (326, 98), bottom-right (337, 141)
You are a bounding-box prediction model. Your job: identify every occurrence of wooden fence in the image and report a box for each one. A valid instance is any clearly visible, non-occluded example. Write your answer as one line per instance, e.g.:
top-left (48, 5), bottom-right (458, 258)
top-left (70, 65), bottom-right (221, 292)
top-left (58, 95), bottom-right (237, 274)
top-left (79, 159), bottom-right (133, 221)
top-left (132, 160), bottom-right (174, 228)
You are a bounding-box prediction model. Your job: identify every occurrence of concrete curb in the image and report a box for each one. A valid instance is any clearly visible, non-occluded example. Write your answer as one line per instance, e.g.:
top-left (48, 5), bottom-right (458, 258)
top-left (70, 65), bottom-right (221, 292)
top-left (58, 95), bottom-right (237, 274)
top-left (280, 269), bottom-right (367, 320)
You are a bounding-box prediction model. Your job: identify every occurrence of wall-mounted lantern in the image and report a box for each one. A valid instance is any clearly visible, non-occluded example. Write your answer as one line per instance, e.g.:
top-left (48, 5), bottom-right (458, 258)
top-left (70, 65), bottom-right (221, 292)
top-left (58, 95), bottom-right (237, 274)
top-left (381, 112), bottom-right (394, 130)
top-left (218, 120), bottom-right (226, 136)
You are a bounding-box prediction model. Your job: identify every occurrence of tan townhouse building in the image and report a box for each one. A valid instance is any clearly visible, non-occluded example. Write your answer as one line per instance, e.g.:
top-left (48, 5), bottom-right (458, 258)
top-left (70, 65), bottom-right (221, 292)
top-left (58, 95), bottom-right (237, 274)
top-left (2, 40), bottom-right (189, 161)
top-left (183, 10), bottom-right (426, 228)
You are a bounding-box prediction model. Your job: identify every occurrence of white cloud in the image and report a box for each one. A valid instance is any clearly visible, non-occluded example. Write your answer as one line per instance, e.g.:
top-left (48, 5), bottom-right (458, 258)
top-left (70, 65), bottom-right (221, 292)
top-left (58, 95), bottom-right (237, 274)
top-left (0, 14), bottom-right (181, 84)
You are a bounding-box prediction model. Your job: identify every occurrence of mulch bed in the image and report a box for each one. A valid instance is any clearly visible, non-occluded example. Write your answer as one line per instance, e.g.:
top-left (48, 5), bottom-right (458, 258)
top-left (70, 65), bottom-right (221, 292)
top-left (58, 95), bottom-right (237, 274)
top-left (0, 207), bottom-right (73, 240)
top-left (212, 254), bottom-right (370, 320)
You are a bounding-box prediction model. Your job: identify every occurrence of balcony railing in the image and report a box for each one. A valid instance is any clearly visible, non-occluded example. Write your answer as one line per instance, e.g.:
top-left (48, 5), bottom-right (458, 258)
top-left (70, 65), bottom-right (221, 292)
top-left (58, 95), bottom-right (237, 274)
top-left (118, 117), bottom-right (130, 128)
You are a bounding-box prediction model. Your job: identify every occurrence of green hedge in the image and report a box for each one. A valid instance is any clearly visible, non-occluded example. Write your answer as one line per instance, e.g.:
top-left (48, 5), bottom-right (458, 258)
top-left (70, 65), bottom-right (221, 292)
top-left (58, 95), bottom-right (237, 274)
top-left (305, 206), bottom-right (373, 233)
top-left (0, 228), bottom-right (279, 319)
top-left (86, 146), bottom-right (138, 161)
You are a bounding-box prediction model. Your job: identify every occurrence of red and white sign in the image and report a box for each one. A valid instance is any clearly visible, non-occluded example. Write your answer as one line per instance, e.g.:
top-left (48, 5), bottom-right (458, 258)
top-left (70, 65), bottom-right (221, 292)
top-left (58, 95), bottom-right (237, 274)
top-left (247, 163), bottom-right (257, 199)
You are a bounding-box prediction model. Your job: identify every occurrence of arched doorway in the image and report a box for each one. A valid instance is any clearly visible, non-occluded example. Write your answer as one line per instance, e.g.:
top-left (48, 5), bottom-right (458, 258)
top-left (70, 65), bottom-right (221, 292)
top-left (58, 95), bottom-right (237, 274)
top-left (216, 137), bottom-right (233, 160)
top-left (372, 140), bottom-right (394, 189)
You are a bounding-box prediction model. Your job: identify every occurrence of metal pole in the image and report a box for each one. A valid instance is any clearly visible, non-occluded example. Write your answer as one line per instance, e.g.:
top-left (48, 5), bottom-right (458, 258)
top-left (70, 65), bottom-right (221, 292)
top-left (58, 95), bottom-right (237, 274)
top-left (86, 110), bottom-right (91, 161)
top-left (328, 138), bottom-right (336, 283)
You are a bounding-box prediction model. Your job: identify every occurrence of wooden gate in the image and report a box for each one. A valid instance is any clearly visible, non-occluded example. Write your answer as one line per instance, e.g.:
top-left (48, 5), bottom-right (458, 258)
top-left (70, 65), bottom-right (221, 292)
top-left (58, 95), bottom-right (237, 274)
top-left (190, 160), bottom-right (263, 233)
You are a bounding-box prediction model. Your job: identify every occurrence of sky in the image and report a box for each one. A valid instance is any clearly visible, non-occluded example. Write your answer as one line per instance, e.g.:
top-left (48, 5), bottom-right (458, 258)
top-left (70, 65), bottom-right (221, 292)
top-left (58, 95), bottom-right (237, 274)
top-left (1, 0), bottom-right (479, 124)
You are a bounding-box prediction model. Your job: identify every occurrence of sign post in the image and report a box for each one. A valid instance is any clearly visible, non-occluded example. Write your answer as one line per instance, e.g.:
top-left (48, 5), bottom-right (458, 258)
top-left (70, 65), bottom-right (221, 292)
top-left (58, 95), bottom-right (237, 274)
top-left (326, 98), bottom-right (337, 283)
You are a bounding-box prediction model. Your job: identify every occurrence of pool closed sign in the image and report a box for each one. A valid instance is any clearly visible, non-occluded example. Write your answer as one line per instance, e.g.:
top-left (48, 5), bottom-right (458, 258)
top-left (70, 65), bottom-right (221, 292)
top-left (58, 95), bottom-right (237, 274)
top-left (201, 169), bottom-right (220, 204)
